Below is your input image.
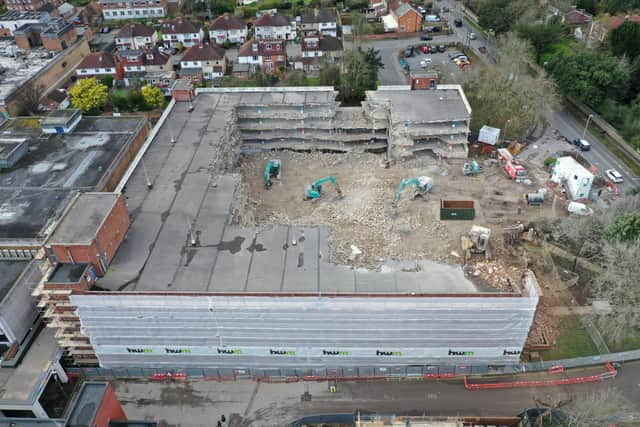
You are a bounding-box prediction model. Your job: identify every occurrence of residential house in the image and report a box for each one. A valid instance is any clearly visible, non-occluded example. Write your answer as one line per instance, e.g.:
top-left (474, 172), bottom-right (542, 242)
top-left (563, 7), bottom-right (592, 40)
top-left (385, 0), bottom-right (422, 33)
top-left (179, 43), bottom-right (226, 81)
top-left (13, 17), bottom-right (76, 51)
top-left (115, 23), bottom-right (157, 50)
top-left (590, 15), bottom-right (640, 45)
top-left (160, 18), bottom-right (203, 49)
top-left (5, 0), bottom-right (60, 12)
top-left (298, 34), bottom-right (342, 71)
top-left (76, 52), bottom-right (117, 78)
top-left (119, 46), bottom-right (173, 89)
top-left (100, 0), bottom-right (167, 20)
top-left (238, 38), bottom-right (285, 73)
top-left (41, 88), bottom-right (70, 110)
top-left (209, 13), bottom-right (247, 44)
top-left (253, 12), bottom-right (295, 40)
top-left (298, 8), bottom-right (337, 37)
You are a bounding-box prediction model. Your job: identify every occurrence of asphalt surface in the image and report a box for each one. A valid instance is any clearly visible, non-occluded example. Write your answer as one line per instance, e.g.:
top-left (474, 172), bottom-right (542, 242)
top-left (115, 362), bottom-right (640, 426)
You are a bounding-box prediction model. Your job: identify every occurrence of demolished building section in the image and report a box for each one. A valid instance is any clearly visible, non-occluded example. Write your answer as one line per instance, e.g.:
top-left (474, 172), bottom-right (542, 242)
top-left (25, 87), bottom-right (541, 370)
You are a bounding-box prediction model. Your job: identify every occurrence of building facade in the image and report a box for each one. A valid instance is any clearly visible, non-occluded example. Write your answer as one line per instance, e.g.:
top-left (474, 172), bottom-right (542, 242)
top-left (179, 43), bottom-right (226, 81)
top-left (115, 23), bottom-right (157, 49)
top-left (253, 13), bottom-right (295, 40)
top-left (298, 8), bottom-right (337, 37)
top-left (209, 13), bottom-right (247, 44)
top-left (100, 0), bottom-right (167, 20)
top-left (5, 0), bottom-right (61, 12)
top-left (388, 0), bottom-right (422, 33)
top-left (160, 18), bottom-right (203, 48)
top-left (76, 52), bottom-right (117, 78)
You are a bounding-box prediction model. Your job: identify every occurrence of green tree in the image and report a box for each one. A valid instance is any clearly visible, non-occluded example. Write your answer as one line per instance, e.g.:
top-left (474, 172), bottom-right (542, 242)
top-left (577, 0), bottom-right (598, 13)
top-left (350, 11), bottom-right (370, 43)
top-left (517, 22), bottom-right (566, 63)
top-left (609, 21), bottom-right (640, 61)
top-left (100, 75), bottom-right (114, 88)
top-left (141, 85), bottom-right (164, 109)
top-left (547, 50), bottom-right (631, 108)
top-left (476, 0), bottom-right (536, 34)
top-left (604, 0), bottom-right (640, 14)
top-left (339, 47), bottom-right (383, 104)
top-left (606, 213), bottom-right (640, 241)
top-left (70, 78), bottom-right (108, 113)
top-left (319, 62), bottom-right (341, 87)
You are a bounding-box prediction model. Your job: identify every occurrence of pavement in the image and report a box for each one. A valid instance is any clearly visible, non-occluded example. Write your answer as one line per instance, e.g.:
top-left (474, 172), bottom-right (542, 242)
top-left (113, 361), bottom-right (640, 426)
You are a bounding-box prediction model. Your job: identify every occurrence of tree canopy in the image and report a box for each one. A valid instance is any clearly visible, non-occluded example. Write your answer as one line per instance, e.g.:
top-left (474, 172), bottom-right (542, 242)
top-left (141, 85), bottom-right (165, 109)
top-left (517, 22), bottom-right (567, 63)
top-left (609, 21), bottom-right (640, 61)
top-left (476, 0), bottom-right (536, 34)
top-left (546, 49), bottom-right (631, 108)
top-left (69, 78), bottom-right (108, 114)
top-left (338, 47), bottom-right (383, 105)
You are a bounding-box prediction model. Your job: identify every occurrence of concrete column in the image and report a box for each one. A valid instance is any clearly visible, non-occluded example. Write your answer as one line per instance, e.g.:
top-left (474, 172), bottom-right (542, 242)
top-left (53, 359), bottom-right (69, 383)
top-left (32, 401), bottom-right (49, 418)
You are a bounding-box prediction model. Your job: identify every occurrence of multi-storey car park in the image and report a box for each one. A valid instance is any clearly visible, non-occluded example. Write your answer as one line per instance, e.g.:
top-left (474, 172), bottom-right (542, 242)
top-left (29, 84), bottom-right (542, 377)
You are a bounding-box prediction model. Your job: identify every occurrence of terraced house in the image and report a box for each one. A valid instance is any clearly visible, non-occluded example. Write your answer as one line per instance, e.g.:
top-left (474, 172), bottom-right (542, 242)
top-left (179, 43), bottom-right (226, 81)
top-left (209, 13), bottom-right (247, 44)
top-left (238, 38), bottom-right (286, 73)
top-left (160, 18), bottom-right (203, 48)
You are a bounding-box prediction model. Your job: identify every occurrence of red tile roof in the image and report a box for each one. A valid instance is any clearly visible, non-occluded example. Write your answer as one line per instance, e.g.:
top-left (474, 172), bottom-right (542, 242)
top-left (606, 15), bottom-right (640, 30)
top-left (565, 9), bottom-right (592, 25)
top-left (253, 13), bottom-right (290, 27)
top-left (117, 23), bottom-right (155, 39)
top-left (181, 43), bottom-right (225, 61)
top-left (210, 14), bottom-right (247, 31)
top-left (77, 52), bottom-right (115, 69)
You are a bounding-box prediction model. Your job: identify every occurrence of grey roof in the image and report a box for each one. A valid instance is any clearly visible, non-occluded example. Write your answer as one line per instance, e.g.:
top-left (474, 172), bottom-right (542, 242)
top-left (39, 109), bottom-right (81, 127)
top-left (48, 193), bottom-right (119, 244)
top-left (0, 116), bottom-right (145, 242)
top-left (394, 3), bottom-right (414, 18)
top-left (366, 87), bottom-right (470, 123)
top-left (48, 263), bottom-right (90, 283)
top-left (66, 383), bottom-right (108, 427)
top-left (0, 327), bottom-right (59, 403)
top-left (0, 260), bottom-right (30, 302)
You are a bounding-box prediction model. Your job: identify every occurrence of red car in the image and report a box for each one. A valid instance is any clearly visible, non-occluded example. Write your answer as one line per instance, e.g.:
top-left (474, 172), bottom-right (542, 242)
top-left (421, 45), bottom-right (430, 54)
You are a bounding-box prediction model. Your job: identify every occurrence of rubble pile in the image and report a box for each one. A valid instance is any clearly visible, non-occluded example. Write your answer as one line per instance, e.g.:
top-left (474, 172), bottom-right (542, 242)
top-left (468, 261), bottom-right (518, 292)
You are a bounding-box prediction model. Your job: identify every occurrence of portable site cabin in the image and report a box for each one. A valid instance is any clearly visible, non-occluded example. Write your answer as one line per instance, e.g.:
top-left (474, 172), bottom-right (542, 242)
top-left (550, 156), bottom-right (593, 201)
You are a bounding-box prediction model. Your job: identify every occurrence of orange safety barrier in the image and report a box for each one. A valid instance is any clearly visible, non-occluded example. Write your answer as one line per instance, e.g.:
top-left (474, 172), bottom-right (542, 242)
top-left (172, 372), bottom-right (188, 381)
top-left (548, 365), bottom-right (565, 374)
top-left (151, 373), bottom-right (168, 381)
top-left (464, 362), bottom-right (617, 390)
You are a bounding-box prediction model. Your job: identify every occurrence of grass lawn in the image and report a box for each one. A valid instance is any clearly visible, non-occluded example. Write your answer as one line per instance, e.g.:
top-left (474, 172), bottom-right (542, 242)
top-left (463, 17), bottom-right (487, 38)
top-left (539, 316), bottom-right (599, 361)
top-left (539, 37), bottom-right (573, 65)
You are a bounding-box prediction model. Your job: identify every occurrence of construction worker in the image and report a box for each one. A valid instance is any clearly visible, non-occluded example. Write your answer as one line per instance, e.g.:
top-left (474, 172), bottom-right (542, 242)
top-left (329, 383), bottom-right (337, 393)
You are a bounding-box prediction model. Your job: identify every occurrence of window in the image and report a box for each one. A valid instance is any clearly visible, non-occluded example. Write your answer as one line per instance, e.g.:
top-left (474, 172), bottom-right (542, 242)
top-left (266, 43), bottom-right (271, 49)
top-left (252, 55), bottom-right (258, 61)
top-left (265, 55), bottom-right (272, 61)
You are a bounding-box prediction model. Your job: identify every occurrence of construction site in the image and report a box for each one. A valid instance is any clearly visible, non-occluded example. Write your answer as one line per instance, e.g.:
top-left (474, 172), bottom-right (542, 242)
top-left (27, 85), bottom-right (596, 374)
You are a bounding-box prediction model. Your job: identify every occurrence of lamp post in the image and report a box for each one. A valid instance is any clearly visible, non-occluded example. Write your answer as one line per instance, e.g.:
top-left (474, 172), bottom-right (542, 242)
top-left (582, 113), bottom-right (593, 140)
top-left (503, 119), bottom-right (511, 145)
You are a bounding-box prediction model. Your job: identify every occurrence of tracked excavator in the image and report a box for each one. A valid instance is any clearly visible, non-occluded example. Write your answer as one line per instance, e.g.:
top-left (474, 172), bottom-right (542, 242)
top-left (392, 176), bottom-right (433, 208)
top-left (263, 159), bottom-right (282, 189)
top-left (304, 176), bottom-right (343, 201)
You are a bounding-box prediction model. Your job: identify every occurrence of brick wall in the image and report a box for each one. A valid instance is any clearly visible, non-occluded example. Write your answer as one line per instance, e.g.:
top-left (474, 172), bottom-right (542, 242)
top-left (96, 195), bottom-right (130, 266)
top-left (42, 27), bottom-right (78, 52)
top-left (93, 385), bottom-right (127, 427)
top-left (100, 119), bottom-right (151, 192)
top-left (15, 33), bottom-right (32, 49)
top-left (4, 38), bottom-right (90, 116)
top-left (398, 10), bottom-right (422, 33)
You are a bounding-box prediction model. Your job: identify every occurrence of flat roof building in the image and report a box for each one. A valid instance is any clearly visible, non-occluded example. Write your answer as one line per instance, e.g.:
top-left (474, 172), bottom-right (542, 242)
top-left (29, 87), bottom-right (540, 372)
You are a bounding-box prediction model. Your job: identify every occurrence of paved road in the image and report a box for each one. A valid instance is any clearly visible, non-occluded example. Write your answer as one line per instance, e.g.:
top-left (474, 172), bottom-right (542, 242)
top-left (115, 362), bottom-right (640, 426)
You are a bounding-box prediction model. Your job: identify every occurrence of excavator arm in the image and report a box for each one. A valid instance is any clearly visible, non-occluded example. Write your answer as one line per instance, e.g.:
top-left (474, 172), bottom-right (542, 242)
top-left (304, 176), bottom-right (343, 200)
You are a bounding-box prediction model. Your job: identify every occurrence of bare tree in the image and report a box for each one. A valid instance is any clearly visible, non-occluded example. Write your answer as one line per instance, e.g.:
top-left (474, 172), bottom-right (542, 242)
top-left (565, 388), bottom-right (631, 427)
top-left (16, 81), bottom-right (45, 116)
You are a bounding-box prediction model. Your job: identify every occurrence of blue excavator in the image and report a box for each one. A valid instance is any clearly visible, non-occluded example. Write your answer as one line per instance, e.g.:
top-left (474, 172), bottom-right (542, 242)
top-left (392, 176), bottom-right (433, 208)
top-left (304, 176), bottom-right (343, 201)
top-left (463, 160), bottom-right (481, 176)
top-left (263, 159), bottom-right (282, 189)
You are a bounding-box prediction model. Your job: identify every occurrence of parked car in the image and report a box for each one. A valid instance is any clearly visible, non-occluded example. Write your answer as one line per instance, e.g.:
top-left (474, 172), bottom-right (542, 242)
top-left (437, 45), bottom-right (446, 52)
top-left (425, 14), bottom-right (439, 22)
top-left (420, 58), bottom-right (432, 68)
top-left (399, 58), bottom-right (410, 71)
top-left (605, 169), bottom-right (624, 183)
top-left (469, 32), bottom-right (477, 40)
top-left (448, 51), bottom-right (463, 58)
top-left (478, 45), bottom-right (488, 54)
top-left (454, 18), bottom-right (463, 27)
top-left (420, 34), bottom-right (433, 41)
top-left (100, 26), bottom-right (111, 33)
top-left (572, 138), bottom-right (591, 151)
top-left (451, 54), bottom-right (468, 62)
top-left (429, 44), bottom-right (438, 53)
top-left (404, 46), bottom-right (415, 57)
top-left (421, 45), bottom-right (430, 54)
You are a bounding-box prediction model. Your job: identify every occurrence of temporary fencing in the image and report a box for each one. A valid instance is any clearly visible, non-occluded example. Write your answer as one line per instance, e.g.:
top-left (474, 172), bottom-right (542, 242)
top-left (463, 362), bottom-right (617, 390)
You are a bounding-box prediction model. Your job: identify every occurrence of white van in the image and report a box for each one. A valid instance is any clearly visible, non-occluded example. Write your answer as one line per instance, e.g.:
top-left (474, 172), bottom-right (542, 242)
top-left (567, 202), bottom-right (593, 216)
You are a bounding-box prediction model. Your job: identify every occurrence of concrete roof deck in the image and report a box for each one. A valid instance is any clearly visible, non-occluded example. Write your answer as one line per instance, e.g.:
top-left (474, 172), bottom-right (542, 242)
top-left (98, 90), bottom-right (499, 296)
top-left (0, 117), bottom-right (145, 241)
top-left (366, 87), bottom-right (470, 123)
top-left (48, 193), bottom-right (118, 244)
top-left (0, 138), bottom-right (28, 161)
top-left (48, 263), bottom-right (89, 283)
top-left (0, 260), bottom-right (30, 302)
top-left (0, 327), bottom-right (58, 404)
top-left (66, 382), bottom-right (107, 427)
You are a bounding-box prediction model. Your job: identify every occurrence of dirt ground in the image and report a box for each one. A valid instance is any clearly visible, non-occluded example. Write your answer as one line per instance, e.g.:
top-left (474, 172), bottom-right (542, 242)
top-left (237, 151), bottom-right (558, 271)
